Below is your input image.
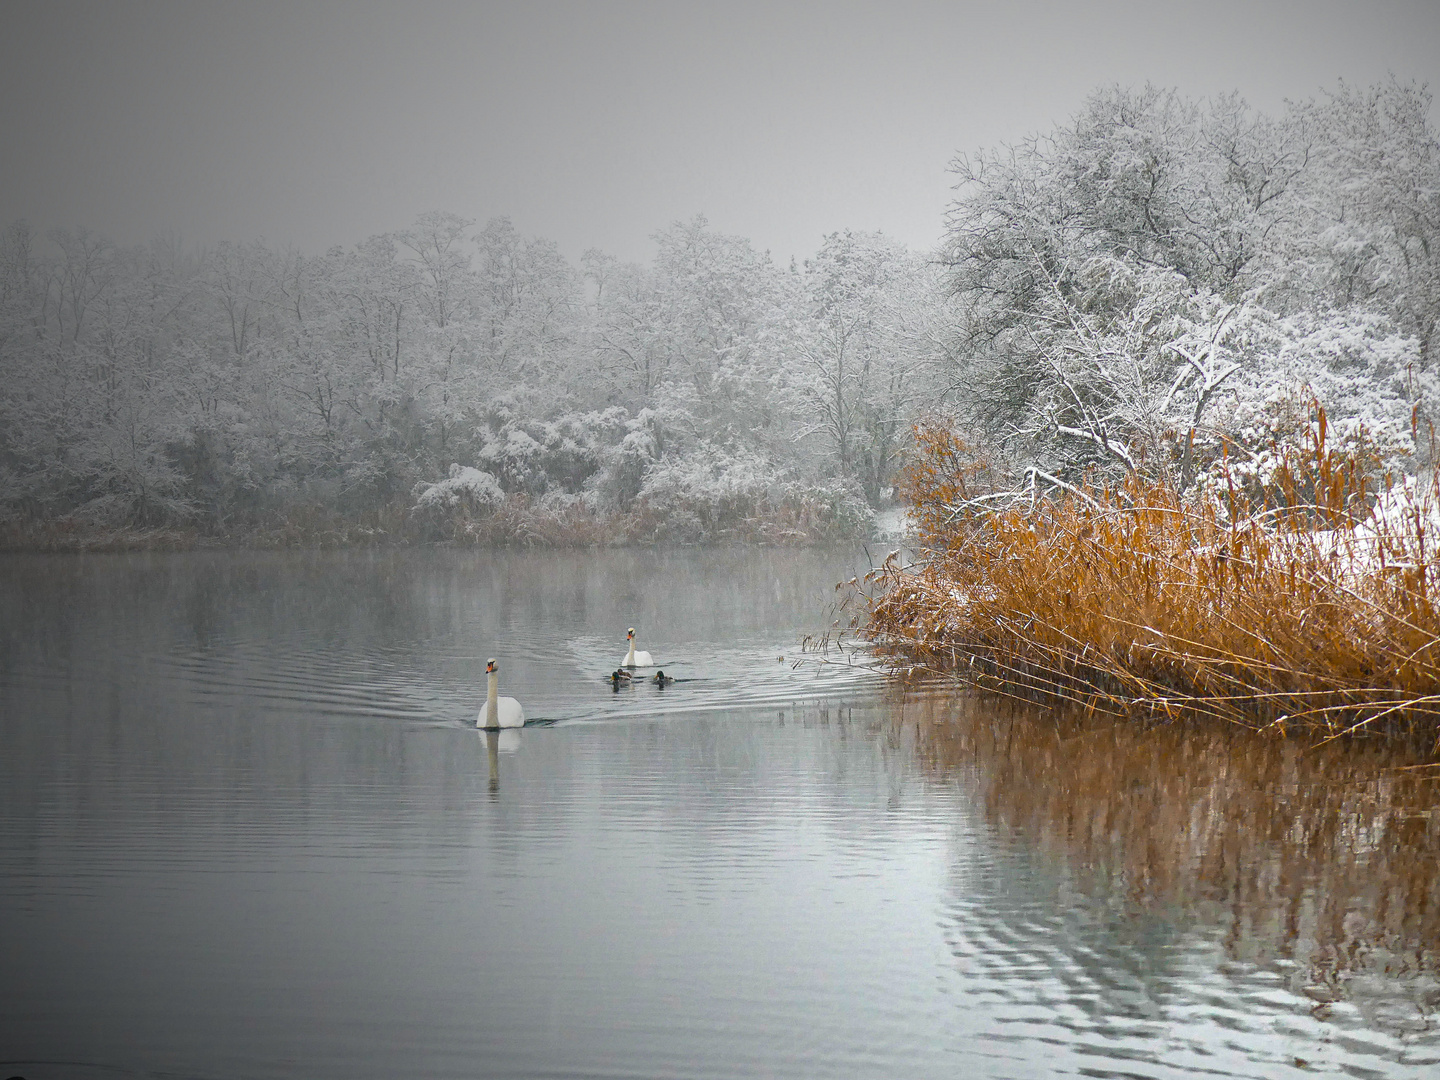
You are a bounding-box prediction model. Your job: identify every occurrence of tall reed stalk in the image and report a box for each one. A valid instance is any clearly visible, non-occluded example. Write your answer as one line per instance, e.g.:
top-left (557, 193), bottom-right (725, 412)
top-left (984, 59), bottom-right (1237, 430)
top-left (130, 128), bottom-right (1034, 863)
top-left (866, 417), bottom-right (1440, 744)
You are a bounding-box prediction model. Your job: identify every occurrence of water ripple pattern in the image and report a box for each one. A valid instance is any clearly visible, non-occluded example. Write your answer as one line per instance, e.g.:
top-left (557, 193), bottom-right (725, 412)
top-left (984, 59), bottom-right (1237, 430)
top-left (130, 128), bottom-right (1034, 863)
top-left (0, 547), bottom-right (884, 730)
top-left (2, 548), bottom-right (1437, 1079)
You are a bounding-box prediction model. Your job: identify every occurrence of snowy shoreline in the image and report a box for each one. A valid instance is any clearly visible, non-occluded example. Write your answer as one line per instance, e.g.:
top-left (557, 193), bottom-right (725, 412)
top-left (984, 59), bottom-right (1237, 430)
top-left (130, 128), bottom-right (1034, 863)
top-left (0, 501), bottom-right (908, 553)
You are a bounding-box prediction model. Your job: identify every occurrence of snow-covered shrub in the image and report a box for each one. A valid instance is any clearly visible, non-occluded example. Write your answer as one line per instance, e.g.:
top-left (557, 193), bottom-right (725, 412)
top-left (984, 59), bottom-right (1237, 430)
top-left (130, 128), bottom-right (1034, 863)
top-left (802, 475), bottom-right (875, 537)
top-left (413, 464), bottom-right (506, 511)
top-left (588, 409), bottom-right (661, 508)
top-left (479, 427), bottom-right (546, 493)
top-left (475, 407), bottom-right (631, 496)
top-left (535, 488), bottom-right (597, 514)
top-left (409, 464), bottom-right (508, 540)
top-left (1195, 310), bottom-right (1424, 503)
top-left (545, 408), bottom-right (630, 491)
top-left (639, 445), bottom-right (783, 511)
top-left (635, 445), bottom-right (785, 541)
top-left (634, 445), bottom-right (872, 542)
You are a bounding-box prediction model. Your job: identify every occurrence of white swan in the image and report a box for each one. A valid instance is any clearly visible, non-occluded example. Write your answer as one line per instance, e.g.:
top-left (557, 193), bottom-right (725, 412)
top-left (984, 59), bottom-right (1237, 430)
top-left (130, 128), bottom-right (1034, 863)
top-left (477, 658), bottom-right (525, 729)
top-left (622, 627), bottom-right (655, 668)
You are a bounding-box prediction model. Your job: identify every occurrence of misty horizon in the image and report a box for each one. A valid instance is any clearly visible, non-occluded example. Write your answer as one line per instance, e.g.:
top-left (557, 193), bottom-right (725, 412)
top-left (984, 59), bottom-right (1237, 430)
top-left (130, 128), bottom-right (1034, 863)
top-left (3, 1), bottom-right (1439, 266)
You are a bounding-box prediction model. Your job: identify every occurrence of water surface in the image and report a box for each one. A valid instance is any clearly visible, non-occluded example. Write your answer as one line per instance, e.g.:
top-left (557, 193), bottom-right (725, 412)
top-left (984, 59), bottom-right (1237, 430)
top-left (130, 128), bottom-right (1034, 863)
top-left (2, 548), bottom-right (1438, 1079)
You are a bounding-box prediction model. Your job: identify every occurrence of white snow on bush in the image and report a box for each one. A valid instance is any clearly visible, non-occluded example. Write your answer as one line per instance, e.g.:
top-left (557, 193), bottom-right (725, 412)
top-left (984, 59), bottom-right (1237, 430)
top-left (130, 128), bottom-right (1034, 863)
top-left (413, 465), bottom-right (506, 510)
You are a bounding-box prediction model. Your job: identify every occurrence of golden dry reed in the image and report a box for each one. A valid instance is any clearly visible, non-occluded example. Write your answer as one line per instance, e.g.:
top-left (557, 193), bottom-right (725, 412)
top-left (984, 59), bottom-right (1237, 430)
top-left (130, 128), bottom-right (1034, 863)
top-left (865, 416), bottom-right (1440, 744)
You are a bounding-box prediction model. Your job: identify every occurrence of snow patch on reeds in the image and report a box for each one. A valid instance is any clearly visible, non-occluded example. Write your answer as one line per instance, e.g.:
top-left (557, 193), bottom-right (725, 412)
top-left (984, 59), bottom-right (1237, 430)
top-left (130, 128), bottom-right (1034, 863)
top-left (865, 421), bottom-right (1440, 743)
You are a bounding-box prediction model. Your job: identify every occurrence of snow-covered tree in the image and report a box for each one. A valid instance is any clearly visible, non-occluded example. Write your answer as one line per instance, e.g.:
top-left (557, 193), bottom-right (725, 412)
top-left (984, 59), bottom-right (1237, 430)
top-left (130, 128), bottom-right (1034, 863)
top-left (937, 81), bottom-right (1439, 499)
top-left (793, 230), bottom-right (946, 504)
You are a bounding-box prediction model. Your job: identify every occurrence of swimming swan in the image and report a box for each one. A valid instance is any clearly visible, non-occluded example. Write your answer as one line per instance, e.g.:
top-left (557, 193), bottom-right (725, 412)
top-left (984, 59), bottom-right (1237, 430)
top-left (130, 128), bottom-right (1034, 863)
top-left (623, 627), bottom-right (655, 668)
top-left (477, 658), bottom-right (525, 729)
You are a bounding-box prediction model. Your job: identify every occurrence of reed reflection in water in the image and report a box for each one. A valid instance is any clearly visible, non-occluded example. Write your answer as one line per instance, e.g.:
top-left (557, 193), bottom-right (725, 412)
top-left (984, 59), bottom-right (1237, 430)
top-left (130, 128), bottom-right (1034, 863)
top-left (902, 688), bottom-right (1440, 1071)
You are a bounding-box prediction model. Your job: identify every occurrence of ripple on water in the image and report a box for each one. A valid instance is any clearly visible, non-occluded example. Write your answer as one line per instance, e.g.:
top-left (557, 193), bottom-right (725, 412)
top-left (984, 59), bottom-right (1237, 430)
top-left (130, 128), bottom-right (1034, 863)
top-left (3, 549), bottom-right (1440, 1080)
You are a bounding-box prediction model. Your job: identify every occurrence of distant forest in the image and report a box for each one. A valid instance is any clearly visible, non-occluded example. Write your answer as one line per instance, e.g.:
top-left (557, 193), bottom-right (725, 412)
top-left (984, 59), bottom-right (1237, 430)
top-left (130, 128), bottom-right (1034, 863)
top-left (1, 80), bottom-right (1436, 544)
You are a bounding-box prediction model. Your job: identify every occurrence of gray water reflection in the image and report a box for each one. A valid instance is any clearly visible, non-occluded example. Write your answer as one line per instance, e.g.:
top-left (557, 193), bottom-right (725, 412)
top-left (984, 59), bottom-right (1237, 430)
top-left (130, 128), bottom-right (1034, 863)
top-left (0, 548), bottom-right (876, 729)
top-left (906, 692), bottom-right (1440, 1077)
top-left (1, 549), bottom-right (1438, 1079)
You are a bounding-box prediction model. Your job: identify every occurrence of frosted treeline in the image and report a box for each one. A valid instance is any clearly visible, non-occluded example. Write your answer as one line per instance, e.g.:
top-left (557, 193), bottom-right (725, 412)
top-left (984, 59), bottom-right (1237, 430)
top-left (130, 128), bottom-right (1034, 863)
top-left (0, 211), bottom-right (945, 538)
top-left (1, 80), bottom-right (1436, 539)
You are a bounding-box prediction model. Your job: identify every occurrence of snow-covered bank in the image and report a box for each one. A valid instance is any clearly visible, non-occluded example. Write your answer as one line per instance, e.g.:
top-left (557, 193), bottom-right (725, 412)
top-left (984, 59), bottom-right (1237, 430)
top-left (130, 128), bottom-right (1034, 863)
top-left (0, 491), bottom-right (874, 552)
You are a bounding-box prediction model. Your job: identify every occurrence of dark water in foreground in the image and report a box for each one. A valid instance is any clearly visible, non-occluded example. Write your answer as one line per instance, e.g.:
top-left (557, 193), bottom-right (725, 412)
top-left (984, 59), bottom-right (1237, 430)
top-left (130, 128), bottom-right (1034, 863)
top-left (2, 548), bottom-right (1439, 1079)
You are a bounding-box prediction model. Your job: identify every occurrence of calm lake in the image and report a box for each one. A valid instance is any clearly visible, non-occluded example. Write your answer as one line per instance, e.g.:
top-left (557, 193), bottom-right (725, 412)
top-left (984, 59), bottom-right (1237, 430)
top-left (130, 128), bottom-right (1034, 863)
top-left (2, 547), bottom-right (1439, 1079)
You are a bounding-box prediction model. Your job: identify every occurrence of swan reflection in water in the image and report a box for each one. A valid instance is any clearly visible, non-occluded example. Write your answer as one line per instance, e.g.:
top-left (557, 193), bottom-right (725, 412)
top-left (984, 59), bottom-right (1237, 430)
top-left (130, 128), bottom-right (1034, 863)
top-left (480, 726), bottom-right (522, 793)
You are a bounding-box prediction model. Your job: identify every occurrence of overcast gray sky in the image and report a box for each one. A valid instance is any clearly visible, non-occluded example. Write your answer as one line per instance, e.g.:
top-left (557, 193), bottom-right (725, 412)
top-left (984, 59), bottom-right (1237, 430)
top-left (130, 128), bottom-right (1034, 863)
top-left (2, 0), bottom-right (1438, 265)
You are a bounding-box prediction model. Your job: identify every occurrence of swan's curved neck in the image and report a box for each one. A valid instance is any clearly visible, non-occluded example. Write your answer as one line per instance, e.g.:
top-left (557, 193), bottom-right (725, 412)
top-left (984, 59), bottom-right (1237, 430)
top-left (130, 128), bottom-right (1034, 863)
top-left (486, 669), bottom-right (499, 727)
top-left (625, 639), bottom-right (635, 665)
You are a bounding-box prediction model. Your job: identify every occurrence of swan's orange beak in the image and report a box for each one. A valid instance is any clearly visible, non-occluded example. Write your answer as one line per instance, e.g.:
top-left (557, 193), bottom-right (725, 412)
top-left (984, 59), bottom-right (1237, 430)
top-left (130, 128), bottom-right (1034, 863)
top-left (486, 660), bottom-right (496, 673)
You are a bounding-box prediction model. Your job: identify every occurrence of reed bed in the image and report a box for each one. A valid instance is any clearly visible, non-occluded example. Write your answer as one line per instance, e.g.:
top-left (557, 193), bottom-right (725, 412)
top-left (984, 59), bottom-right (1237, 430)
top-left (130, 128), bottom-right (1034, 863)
top-left (865, 422), bottom-right (1440, 744)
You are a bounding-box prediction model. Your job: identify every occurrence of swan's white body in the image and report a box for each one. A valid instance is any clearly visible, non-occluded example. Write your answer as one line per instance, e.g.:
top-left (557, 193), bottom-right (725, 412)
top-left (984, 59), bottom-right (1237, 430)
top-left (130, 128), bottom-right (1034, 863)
top-left (478, 660), bottom-right (525, 729)
top-left (622, 628), bottom-right (654, 668)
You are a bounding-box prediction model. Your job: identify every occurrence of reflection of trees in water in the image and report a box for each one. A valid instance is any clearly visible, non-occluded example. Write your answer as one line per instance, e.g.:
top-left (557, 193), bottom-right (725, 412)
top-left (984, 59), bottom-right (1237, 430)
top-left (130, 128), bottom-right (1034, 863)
top-left (907, 693), bottom-right (1440, 1026)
